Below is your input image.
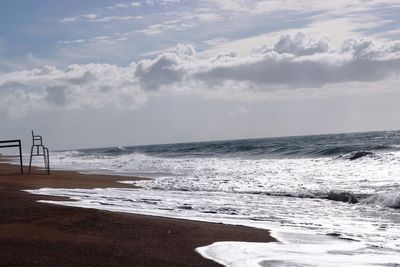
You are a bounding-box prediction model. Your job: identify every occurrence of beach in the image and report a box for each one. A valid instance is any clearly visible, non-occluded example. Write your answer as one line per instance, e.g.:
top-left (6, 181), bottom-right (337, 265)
top-left (20, 132), bottom-right (400, 266)
top-left (2, 131), bottom-right (400, 266)
top-left (0, 163), bottom-right (274, 266)
top-left (2, 0), bottom-right (400, 265)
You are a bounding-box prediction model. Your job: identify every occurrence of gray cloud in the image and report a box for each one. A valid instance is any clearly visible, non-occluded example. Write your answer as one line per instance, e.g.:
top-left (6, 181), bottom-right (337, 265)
top-left (195, 53), bottom-right (400, 88)
top-left (46, 86), bottom-right (67, 105)
top-left (130, 33), bottom-right (400, 91)
top-left (1, 32), bottom-right (400, 117)
top-left (0, 63), bottom-right (144, 117)
top-left (135, 44), bottom-right (195, 90)
top-left (194, 33), bottom-right (400, 87)
top-left (62, 70), bottom-right (96, 85)
top-left (253, 32), bottom-right (331, 56)
top-left (0, 81), bottom-right (25, 91)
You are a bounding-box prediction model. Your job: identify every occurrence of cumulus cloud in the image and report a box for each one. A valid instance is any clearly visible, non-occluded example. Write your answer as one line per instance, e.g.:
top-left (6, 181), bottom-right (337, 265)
top-left (1, 32), bottom-right (400, 117)
top-left (135, 44), bottom-right (196, 90)
top-left (252, 32), bottom-right (331, 56)
top-left (134, 32), bottom-right (400, 89)
top-left (194, 33), bottom-right (400, 87)
top-left (0, 64), bottom-right (146, 117)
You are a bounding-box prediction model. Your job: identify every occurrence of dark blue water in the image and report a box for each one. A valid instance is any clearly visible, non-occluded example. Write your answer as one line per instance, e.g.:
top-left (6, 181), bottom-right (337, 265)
top-left (76, 130), bottom-right (400, 159)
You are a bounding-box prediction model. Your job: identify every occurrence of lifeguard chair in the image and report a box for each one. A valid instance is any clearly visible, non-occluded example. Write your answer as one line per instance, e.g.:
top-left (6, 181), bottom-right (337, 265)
top-left (28, 130), bottom-right (50, 174)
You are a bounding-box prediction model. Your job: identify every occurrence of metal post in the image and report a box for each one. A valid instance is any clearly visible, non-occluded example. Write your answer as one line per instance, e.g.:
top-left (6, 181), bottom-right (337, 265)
top-left (29, 146), bottom-right (34, 174)
top-left (0, 139), bottom-right (24, 175)
top-left (18, 140), bottom-right (23, 174)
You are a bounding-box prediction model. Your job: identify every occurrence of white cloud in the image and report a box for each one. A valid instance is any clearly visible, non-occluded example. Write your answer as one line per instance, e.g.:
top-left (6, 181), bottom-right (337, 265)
top-left (376, 29), bottom-right (400, 39)
top-left (136, 20), bottom-right (194, 35)
top-left (0, 64), bottom-right (146, 117)
top-left (61, 14), bottom-right (141, 23)
top-left (84, 14), bottom-right (98, 20)
top-left (58, 39), bottom-right (85, 45)
top-left (135, 33), bottom-right (400, 90)
top-left (195, 36), bottom-right (400, 89)
top-left (145, 0), bottom-right (181, 6)
top-left (90, 16), bottom-right (141, 23)
top-left (108, 2), bottom-right (141, 10)
top-left (206, 0), bottom-right (400, 15)
top-left (181, 11), bottom-right (223, 24)
top-left (204, 38), bottom-right (229, 46)
top-left (200, 0), bottom-right (400, 46)
top-left (59, 35), bottom-right (124, 48)
top-left (91, 36), bottom-right (115, 44)
top-left (135, 44), bottom-right (196, 90)
top-left (1, 33), bottom-right (400, 117)
top-left (135, 9), bottom-right (223, 36)
top-left (138, 46), bottom-right (180, 57)
top-left (252, 32), bottom-right (330, 56)
top-left (61, 16), bottom-right (79, 23)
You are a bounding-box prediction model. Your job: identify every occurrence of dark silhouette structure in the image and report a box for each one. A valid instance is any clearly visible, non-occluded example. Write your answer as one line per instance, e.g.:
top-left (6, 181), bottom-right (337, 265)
top-left (0, 139), bottom-right (23, 174)
top-left (29, 130), bottom-right (50, 175)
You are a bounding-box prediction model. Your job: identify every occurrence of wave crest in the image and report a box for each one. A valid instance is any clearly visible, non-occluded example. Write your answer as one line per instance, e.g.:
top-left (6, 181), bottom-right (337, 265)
top-left (361, 191), bottom-right (400, 209)
top-left (326, 191), bottom-right (359, 203)
top-left (338, 151), bottom-right (375, 160)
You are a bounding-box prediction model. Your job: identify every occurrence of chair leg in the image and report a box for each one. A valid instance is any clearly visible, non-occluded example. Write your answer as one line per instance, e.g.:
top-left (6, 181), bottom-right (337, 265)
top-left (43, 146), bottom-right (47, 173)
top-left (29, 146), bottom-right (34, 174)
top-left (29, 144), bottom-right (50, 175)
top-left (44, 147), bottom-right (48, 174)
top-left (46, 148), bottom-right (50, 175)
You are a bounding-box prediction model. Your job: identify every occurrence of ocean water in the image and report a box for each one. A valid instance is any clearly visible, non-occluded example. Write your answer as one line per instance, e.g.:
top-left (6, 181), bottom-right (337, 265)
top-left (27, 131), bottom-right (400, 266)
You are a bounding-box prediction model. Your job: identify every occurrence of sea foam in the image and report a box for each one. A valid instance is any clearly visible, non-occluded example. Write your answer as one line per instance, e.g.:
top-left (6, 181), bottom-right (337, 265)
top-left (362, 190), bottom-right (400, 208)
top-left (25, 186), bottom-right (400, 266)
top-left (25, 131), bottom-right (400, 266)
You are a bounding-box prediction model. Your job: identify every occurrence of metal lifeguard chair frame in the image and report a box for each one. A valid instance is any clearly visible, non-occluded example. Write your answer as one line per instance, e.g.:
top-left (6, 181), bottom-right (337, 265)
top-left (0, 139), bottom-right (23, 174)
top-left (28, 130), bottom-right (50, 174)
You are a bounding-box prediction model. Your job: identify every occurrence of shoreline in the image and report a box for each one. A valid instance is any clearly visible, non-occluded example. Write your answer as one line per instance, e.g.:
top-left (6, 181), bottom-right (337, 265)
top-left (0, 163), bottom-right (275, 266)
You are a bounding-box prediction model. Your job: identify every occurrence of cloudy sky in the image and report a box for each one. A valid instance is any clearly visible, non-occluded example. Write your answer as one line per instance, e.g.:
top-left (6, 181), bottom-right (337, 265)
top-left (1, 0), bottom-right (400, 150)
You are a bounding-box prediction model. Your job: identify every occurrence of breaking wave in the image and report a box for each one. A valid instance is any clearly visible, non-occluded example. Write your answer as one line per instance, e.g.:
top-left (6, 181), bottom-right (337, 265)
top-left (361, 191), bottom-right (400, 209)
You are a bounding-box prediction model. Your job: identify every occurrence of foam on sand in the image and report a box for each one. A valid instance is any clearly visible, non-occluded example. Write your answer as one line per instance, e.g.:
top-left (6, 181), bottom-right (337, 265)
top-left (26, 187), bottom-right (400, 267)
top-left (197, 231), bottom-right (400, 267)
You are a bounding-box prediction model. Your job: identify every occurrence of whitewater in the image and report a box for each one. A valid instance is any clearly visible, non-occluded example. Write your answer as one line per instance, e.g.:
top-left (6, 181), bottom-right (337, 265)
top-left (26, 131), bottom-right (400, 266)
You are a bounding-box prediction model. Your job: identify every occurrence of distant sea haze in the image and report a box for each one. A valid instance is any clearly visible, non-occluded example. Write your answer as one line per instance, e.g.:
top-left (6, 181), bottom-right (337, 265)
top-left (29, 130), bottom-right (400, 266)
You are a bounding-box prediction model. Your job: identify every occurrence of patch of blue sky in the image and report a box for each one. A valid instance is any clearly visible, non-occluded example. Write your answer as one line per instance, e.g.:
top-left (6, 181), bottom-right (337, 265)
top-left (345, 5), bottom-right (400, 37)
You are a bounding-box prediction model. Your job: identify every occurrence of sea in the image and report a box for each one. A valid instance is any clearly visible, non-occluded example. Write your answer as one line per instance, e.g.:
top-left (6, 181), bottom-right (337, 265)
top-left (26, 131), bottom-right (400, 266)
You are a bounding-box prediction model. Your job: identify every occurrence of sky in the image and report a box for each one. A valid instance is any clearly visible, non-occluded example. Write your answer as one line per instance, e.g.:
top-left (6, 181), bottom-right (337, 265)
top-left (1, 0), bottom-right (400, 150)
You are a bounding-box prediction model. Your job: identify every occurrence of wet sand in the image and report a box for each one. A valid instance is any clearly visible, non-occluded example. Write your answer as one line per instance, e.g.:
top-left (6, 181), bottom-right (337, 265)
top-left (0, 163), bottom-right (274, 266)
